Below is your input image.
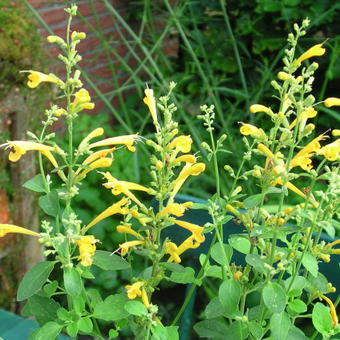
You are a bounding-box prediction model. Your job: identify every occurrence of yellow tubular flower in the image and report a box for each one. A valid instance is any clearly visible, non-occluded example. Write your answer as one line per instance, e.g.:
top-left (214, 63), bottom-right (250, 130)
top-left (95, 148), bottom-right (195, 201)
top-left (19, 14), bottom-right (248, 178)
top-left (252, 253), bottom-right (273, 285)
top-left (77, 157), bottom-right (113, 179)
top-left (102, 173), bottom-right (150, 208)
top-left (158, 202), bottom-right (192, 217)
top-left (84, 198), bottom-right (128, 232)
top-left (290, 135), bottom-right (325, 170)
top-left (173, 155), bottom-right (197, 164)
top-left (73, 89), bottom-right (95, 111)
top-left (26, 70), bottom-right (61, 88)
top-left (294, 43), bottom-right (326, 65)
top-left (125, 281), bottom-right (144, 299)
top-left (116, 225), bottom-right (143, 239)
top-left (3, 141), bottom-right (58, 167)
top-left (168, 135), bottom-right (193, 153)
top-left (165, 242), bottom-right (181, 263)
top-left (249, 104), bottom-right (272, 115)
top-left (257, 143), bottom-right (275, 158)
top-left (75, 235), bottom-right (97, 267)
top-left (240, 123), bottom-right (266, 139)
top-left (82, 148), bottom-right (115, 167)
top-left (324, 97), bottom-right (340, 108)
top-left (78, 128), bottom-right (104, 149)
top-left (143, 88), bottom-right (158, 124)
top-left (321, 295), bottom-right (339, 327)
top-left (171, 163), bottom-right (206, 198)
top-left (167, 236), bottom-right (200, 263)
top-left (318, 139), bottom-right (340, 161)
top-left (0, 224), bottom-right (40, 238)
top-left (141, 288), bottom-right (150, 308)
top-left (332, 130), bottom-right (340, 137)
top-left (174, 219), bottom-right (205, 243)
top-left (89, 135), bottom-right (140, 152)
top-left (119, 240), bottom-right (144, 256)
top-left (289, 107), bottom-right (318, 129)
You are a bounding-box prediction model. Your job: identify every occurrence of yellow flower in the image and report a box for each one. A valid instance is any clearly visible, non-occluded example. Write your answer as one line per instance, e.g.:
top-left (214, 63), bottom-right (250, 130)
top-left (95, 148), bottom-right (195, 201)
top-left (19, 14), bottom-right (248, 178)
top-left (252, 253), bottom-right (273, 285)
top-left (240, 123), bottom-right (266, 140)
top-left (332, 130), bottom-right (340, 137)
top-left (141, 288), bottom-right (150, 308)
top-left (83, 198), bottom-right (129, 232)
top-left (102, 173), bottom-right (150, 208)
top-left (318, 139), bottom-right (340, 161)
top-left (165, 242), bottom-right (181, 263)
top-left (324, 97), bottom-right (340, 108)
top-left (125, 281), bottom-right (144, 299)
top-left (2, 141), bottom-right (58, 167)
top-left (78, 128), bottom-right (104, 149)
top-left (171, 162), bottom-right (206, 198)
top-left (166, 236), bottom-right (201, 263)
top-left (73, 89), bottom-right (95, 110)
top-left (289, 107), bottom-right (318, 130)
top-left (290, 135), bottom-right (325, 170)
top-left (143, 88), bottom-right (158, 124)
top-left (76, 157), bottom-right (113, 179)
top-left (75, 235), bottom-right (97, 267)
top-left (277, 72), bottom-right (290, 81)
top-left (158, 202), bottom-right (193, 217)
top-left (174, 219), bottom-right (205, 243)
top-left (249, 104), bottom-right (272, 115)
top-left (84, 149), bottom-right (115, 167)
top-left (89, 135), bottom-right (140, 152)
top-left (173, 155), bottom-right (197, 164)
top-left (0, 224), bottom-right (40, 238)
top-left (119, 240), bottom-right (144, 256)
top-left (257, 143), bottom-right (275, 159)
top-left (168, 135), bottom-right (193, 153)
top-left (225, 204), bottom-right (241, 217)
top-left (294, 43), bottom-right (326, 65)
top-left (116, 224), bottom-right (143, 239)
top-left (25, 70), bottom-right (61, 88)
top-left (321, 295), bottom-right (338, 327)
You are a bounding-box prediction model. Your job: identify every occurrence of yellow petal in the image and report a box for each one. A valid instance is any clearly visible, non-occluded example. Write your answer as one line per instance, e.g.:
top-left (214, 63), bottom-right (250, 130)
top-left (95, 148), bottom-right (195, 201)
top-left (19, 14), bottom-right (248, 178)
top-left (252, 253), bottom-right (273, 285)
top-left (0, 224), bottom-right (40, 238)
top-left (89, 135), bottom-right (140, 150)
top-left (324, 97), bottom-right (340, 108)
top-left (143, 88), bottom-right (158, 123)
top-left (249, 104), bottom-right (272, 114)
top-left (294, 43), bottom-right (326, 65)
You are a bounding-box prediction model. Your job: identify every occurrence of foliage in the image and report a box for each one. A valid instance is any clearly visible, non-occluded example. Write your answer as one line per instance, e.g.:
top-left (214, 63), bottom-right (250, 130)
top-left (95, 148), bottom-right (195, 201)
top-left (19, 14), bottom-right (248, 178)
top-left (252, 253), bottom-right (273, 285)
top-left (0, 4), bottom-right (339, 340)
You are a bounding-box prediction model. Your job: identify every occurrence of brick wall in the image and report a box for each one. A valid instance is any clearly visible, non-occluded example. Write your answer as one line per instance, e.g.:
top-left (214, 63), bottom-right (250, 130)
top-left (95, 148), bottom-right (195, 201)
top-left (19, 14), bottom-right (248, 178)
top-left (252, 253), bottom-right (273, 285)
top-left (28, 0), bottom-right (131, 113)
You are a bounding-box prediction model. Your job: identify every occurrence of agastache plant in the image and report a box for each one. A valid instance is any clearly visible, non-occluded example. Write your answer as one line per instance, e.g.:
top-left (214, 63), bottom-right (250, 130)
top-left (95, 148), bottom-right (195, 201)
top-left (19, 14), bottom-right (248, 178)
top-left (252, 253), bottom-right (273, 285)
top-left (192, 19), bottom-right (340, 340)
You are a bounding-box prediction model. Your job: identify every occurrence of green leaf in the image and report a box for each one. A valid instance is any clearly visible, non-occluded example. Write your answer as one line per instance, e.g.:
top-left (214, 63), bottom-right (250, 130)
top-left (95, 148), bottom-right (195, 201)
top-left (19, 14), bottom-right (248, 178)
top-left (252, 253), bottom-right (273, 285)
top-left (93, 293), bottom-right (129, 321)
top-left (211, 243), bottom-right (233, 266)
top-left (23, 174), bottom-right (46, 193)
top-left (162, 262), bottom-right (185, 272)
top-left (28, 321), bottom-right (63, 340)
top-left (245, 254), bottom-right (267, 273)
top-left (270, 312), bottom-right (291, 340)
top-left (229, 235), bottom-right (251, 254)
top-left (288, 299), bottom-right (307, 314)
top-left (243, 194), bottom-right (263, 209)
top-left (219, 279), bottom-right (241, 316)
top-left (66, 322), bottom-right (78, 338)
top-left (93, 250), bottom-right (130, 270)
top-left (287, 326), bottom-right (309, 340)
top-left (301, 252), bottom-right (318, 277)
top-left (194, 319), bottom-right (229, 339)
top-left (124, 300), bottom-right (148, 316)
top-left (249, 321), bottom-right (263, 338)
top-left (284, 276), bottom-right (306, 296)
top-left (63, 267), bottom-right (82, 297)
top-left (77, 317), bottom-right (93, 333)
top-left (109, 329), bottom-right (119, 339)
top-left (43, 280), bottom-right (58, 296)
top-left (26, 295), bottom-right (61, 326)
top-left (263, 282), bottom-right (286, 313)
top-left (39, 190), bottom-right (60, 217)
top-left (312, 302), bottom-right (333, 334)
top-left (17, 261), bottom-right (56, 301)
top-left (169, 267), bottom-right (195, 284)
top-left (204, 297), bottom-right (225, 319)
top-left (151, 324), bottom-right (179, 340)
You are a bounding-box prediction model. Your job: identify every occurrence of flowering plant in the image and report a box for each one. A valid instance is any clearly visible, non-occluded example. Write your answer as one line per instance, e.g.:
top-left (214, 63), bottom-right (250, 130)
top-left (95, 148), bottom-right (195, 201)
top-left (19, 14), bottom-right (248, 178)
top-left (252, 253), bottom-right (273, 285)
top-left (0, 6), bottom-right (339, 340)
